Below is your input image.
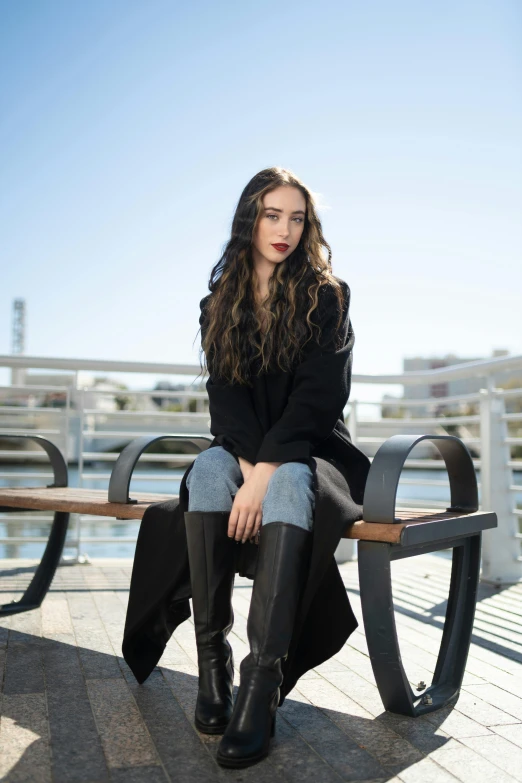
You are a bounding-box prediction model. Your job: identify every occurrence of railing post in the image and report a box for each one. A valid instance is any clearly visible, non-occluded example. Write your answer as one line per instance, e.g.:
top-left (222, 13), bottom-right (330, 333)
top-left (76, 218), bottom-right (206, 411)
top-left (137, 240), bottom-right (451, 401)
top-left (479, 386), bottom-right (521, 584)
top-left (336, 399), bottom-right (359, 564)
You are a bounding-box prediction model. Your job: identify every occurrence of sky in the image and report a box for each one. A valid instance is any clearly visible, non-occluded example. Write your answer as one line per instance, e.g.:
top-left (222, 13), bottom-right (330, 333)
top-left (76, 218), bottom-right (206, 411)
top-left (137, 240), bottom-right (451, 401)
top-left (1, 0), bottom-right (521, 400)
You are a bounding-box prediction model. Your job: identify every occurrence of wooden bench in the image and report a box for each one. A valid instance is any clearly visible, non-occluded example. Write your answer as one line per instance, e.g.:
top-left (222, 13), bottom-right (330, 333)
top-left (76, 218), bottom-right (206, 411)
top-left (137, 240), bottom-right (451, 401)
top-left (0, 432), bottom-right (497, 718)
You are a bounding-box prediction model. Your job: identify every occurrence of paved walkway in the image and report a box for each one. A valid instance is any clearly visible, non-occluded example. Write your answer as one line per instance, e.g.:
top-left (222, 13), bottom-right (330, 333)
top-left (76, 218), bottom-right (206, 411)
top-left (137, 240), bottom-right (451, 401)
top-left (1, 552), bottom-right (521, 783)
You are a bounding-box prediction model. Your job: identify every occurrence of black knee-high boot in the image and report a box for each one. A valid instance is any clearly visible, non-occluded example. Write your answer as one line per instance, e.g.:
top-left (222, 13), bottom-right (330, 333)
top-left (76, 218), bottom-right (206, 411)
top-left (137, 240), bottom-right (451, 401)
top-left (184, 511), bottom-right (237, 734)
top-left (217, 521), bottom-right (311, 768)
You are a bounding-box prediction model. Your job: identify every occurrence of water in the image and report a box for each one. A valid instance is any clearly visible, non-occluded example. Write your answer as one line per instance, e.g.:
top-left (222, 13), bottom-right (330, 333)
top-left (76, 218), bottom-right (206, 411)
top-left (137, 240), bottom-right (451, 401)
top-left (1, 464), bottom-right (521, 559)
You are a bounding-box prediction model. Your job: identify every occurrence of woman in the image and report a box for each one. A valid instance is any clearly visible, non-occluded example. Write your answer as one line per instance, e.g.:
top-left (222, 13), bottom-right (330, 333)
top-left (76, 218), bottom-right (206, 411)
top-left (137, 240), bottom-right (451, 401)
top-left (122, 167), bottom-right (371, 769)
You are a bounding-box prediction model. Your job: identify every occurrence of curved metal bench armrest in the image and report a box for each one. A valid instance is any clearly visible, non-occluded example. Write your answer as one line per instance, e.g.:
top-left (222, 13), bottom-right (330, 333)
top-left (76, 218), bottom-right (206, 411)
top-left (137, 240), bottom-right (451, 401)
top-left (108, 433), bottom-right (213, 504)
top-left (0, 434), bottom-right (68, 488)
top-left (362, 434), bottom-right (479, 524)
top-left (0, 435), bottom-right (69, 617)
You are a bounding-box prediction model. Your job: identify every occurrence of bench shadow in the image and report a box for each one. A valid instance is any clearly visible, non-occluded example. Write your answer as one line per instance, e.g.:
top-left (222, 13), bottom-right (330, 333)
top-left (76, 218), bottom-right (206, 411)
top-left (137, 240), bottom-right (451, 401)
top-left (0, 628), bottom-right (455, 782)
top-left (346, 570), bottom-right (522, 666)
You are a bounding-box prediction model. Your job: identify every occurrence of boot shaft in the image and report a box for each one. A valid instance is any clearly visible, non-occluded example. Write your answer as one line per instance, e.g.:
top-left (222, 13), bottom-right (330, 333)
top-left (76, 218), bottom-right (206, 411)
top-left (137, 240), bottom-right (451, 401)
top-left (184, 511), bottom-right (236, 645)
top-left (247, 522), bottom-right (312, 670)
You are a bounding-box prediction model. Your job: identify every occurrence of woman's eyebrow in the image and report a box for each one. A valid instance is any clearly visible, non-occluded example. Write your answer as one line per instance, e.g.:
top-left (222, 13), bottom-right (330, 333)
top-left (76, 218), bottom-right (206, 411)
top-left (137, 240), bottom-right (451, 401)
top-left (264, 207), bottom-right (306, 215)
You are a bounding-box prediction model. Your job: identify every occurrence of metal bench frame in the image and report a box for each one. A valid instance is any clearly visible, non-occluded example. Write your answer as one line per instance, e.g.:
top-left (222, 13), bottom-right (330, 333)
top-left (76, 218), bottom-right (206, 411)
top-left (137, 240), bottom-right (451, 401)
top-left (359, 434), bottom-right (494, 716)
top-left (0, 432), bottom-right (498, 719)
top-left (0, 435), bottom-right (69, 617)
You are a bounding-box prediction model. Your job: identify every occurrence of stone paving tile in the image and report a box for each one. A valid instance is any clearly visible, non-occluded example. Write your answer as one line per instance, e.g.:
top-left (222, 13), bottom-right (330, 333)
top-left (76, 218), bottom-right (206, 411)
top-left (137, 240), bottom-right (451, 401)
top-left (422, 704), bottom-right (493, 739)
top-left (492, 722), bottom-right (522, 749)
top-left (41, 597), bottom-right (73, 636)
top-left (428, 743), bottom-right (520, 783)
top-left (0, 693), bottom-right (51, 782)
top-left (396, 756), bottom-right (461, 782)
top-left (109, 765), bottom-right (168, 782)
top-left (86, 678), bottom-right (159, 769)
top-left (296, 677), bottom-right (426, 769)
top-left (3, 554), bottom-right (522, 782)
top-left (3, 634), bottom-right (45, 695)
top-left (280, 686), bottom-right (389, 780)
top-left (459, 734), bottom-right (522, 779)
top-left (462, 682), bottom-right (522, 721)
top-left (376, 711), bottom-right (455, 755)
top-left (269, 714), bottom-right (347, 783)
top-left (47, 684), bottom-right (110, 782)
top-left (450, 689), bottom-right (520, 727)
top-left (123, 670), bottom-right (223, 783)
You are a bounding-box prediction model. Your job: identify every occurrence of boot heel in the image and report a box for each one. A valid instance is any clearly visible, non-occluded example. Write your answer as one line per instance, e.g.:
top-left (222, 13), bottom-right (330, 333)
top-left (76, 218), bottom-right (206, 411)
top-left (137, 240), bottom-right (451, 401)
top-left (270, 714), bottom-right (276, 737)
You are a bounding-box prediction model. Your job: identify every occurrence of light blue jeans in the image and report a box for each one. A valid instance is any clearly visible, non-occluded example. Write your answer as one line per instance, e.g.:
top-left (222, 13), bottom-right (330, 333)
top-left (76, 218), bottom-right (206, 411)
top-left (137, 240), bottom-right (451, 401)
top-left (186, 446), bottom-right (315, 531)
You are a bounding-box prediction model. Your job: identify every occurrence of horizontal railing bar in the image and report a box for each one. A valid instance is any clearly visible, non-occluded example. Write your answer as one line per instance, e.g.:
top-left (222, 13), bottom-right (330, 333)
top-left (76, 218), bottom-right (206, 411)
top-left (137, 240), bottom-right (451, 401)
top-left (358, 435), bottom-right (482, 448)
top-left (394, 498), bottom-right (454, 509)
top-left (77, 538), bottom-right (139, 543)
top-left (81, 473), bottom-right (182, 481)
top-left (0, 384), bottom-right (72, 392)
top-left (72, 520), bottom-right (142, 527)
top-left (496, 387), bottom-right (522, 399)
top-left (3, 352), bottom-right (521, 382)
top-left (0, 537), bottom-right (80, 544)
top-left (351, 392), bottom-right (483, 407)
top-left (80, 452), bottom-right (193, 463)
top-left (0, 406), bottom-right (65, 414)
top-left (0, 429), bottom-right (61, 436)
top-left (361, 416), bottom-right (480, 427)
top-left (82, 407), bottom-right (208, 416)
top-left (0, 472), bottom-right (54, 479)
top-left (82, 425), bottom-right (209, 438)
top-left (0, 451), bottom-right (64, 459)
top-left (398, 478), bottom-right (482, 488)
top-left (0, 516), bottom-right (55, 522)
top-left (0, 517), bottom-right (138, 525)
top-left (0, 537), bottom-right (138, 544)
top-left (81, 388), bottom-right (206, 398)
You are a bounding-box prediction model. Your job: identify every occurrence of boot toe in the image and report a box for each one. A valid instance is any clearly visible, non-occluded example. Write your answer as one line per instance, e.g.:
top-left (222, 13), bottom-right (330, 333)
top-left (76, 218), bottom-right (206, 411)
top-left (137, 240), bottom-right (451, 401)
top-left (216, 734), bottom-right (269, 768)
top-left (195, 698), bottom-right (233, 734)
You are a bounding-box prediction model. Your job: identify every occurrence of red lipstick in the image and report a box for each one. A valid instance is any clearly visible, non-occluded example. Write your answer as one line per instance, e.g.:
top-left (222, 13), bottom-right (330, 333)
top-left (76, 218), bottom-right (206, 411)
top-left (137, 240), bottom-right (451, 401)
top-left (272, 243), bottom-right (289, 252)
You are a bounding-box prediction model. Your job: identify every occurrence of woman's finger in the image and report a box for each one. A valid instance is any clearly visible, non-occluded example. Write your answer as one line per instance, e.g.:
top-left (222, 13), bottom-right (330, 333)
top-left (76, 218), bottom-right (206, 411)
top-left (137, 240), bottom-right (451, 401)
top-left (241, 512), bottom-right (257, 543)
top-left (228, 507), bottom-right (238, 538)
top-left (234, 509), bottom-right (248, 541)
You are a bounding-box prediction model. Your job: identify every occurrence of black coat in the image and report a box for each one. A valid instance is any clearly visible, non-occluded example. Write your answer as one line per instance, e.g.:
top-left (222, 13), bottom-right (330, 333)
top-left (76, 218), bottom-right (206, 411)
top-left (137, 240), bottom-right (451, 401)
top-left (122, 278), bottom-right (371, 703)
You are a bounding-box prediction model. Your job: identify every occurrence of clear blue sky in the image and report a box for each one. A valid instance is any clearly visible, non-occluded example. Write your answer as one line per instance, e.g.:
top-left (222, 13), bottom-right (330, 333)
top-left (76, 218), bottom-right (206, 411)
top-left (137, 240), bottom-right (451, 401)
top-left (1, 0), bottom-right (521, 393)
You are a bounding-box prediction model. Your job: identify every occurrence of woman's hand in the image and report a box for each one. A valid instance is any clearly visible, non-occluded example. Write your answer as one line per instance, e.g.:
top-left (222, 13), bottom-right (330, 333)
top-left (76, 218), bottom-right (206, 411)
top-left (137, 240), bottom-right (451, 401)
top-left (238, 456), bottom-right (255, 483)
top-left (229, 462), bottom-right (281, 543)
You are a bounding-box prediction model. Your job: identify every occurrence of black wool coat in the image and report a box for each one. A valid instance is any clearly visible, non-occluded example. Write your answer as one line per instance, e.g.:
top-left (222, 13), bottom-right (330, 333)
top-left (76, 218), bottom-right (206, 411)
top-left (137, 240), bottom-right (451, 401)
top-left (122, 278), bottom-right (371, 703)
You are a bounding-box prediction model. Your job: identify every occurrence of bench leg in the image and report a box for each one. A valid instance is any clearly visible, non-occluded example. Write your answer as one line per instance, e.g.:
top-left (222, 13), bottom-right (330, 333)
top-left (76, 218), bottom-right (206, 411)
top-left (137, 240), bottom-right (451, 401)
top-left (0, 511), bottom-right (70, 617)
top-left (357, 534), bottom-right (481, 717)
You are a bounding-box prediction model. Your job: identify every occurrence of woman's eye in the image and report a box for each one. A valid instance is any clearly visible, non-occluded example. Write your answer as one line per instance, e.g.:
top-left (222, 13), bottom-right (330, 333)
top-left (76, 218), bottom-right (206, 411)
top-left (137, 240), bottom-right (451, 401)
top-left (267, 214), bottom-right (303, 223)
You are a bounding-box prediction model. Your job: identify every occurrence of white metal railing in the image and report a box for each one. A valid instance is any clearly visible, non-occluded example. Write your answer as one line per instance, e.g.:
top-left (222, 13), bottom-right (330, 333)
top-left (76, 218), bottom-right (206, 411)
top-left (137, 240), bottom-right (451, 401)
top-left (1, 353), bottom-right (521, 582)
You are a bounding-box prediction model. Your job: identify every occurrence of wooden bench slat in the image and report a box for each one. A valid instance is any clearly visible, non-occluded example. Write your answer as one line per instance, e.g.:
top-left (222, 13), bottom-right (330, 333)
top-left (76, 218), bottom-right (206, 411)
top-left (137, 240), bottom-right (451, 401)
top-left (345, 509), bottom-right (496, 545)
top-left (0, 488), bottom-right (494, 541)
top-left (0, 487), bottom-right (174, 520)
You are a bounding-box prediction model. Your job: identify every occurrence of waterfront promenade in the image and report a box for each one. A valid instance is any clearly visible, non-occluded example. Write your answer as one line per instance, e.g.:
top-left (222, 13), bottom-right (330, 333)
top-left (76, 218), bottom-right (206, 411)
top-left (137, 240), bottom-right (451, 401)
top-left (1, 552), bottom-right (521, 782)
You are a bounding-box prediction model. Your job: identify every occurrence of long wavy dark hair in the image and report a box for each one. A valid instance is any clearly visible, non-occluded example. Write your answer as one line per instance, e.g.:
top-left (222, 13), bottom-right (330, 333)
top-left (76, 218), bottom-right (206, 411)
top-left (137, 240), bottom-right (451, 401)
top-left (197, 166), bottom-right (345, 386)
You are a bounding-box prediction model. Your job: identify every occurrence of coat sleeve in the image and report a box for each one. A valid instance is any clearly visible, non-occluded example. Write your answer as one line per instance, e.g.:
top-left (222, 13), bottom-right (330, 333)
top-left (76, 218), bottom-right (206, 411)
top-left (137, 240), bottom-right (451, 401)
top-left (255, 281), bottom-right (354, 464)
top-left (200, 295), bottom-right (265, 465)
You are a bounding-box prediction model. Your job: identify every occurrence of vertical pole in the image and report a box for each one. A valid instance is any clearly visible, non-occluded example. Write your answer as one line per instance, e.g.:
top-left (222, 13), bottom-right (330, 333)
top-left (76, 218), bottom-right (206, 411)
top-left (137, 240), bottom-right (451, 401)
top-left (75, 387), bottom-right (85, 561)
top-left (479, 385), bottom-right (521, 584)
top-left (336, 399), bottom-right (358, 563)
top-left (348, 398), bottom-right (358, 444)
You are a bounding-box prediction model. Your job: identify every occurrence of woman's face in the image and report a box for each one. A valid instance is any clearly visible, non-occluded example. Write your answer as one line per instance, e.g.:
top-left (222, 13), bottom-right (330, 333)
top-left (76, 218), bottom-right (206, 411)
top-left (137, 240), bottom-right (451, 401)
top-left (252, 185), bottom-right (306, 267)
